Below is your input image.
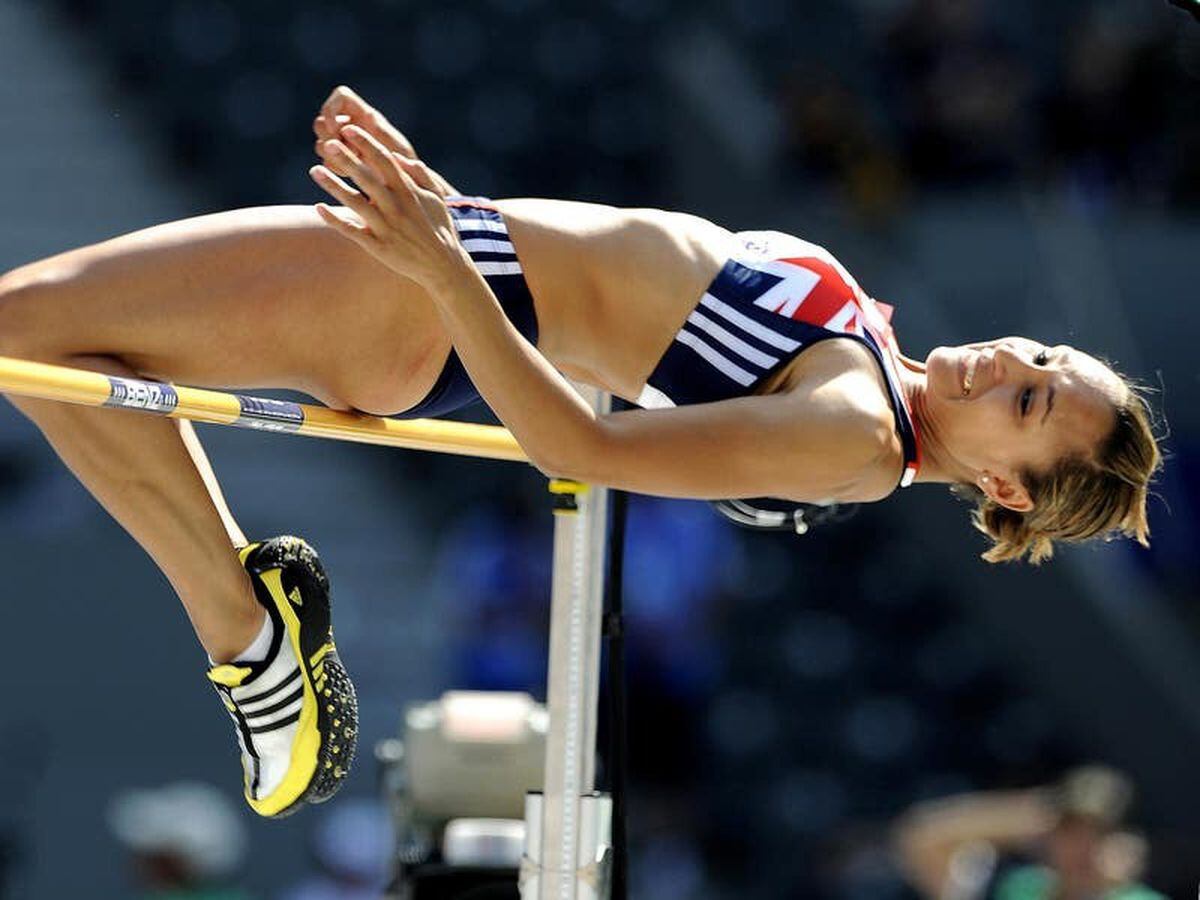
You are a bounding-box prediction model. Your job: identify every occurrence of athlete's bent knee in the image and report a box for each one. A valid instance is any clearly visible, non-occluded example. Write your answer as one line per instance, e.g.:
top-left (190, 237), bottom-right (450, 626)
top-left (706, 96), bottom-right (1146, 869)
top-left (0, 263), bottom-right (77, 363)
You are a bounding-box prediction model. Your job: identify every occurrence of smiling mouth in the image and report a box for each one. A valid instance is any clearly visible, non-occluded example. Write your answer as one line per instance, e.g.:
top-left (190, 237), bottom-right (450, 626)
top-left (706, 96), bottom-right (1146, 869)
top-left (961, 353), bottom-right (977, 397)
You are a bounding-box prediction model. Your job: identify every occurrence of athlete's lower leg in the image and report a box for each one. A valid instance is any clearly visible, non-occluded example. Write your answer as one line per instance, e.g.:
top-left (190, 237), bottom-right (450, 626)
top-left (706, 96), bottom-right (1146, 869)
top-left (5, 352), bottom-right (262, 662)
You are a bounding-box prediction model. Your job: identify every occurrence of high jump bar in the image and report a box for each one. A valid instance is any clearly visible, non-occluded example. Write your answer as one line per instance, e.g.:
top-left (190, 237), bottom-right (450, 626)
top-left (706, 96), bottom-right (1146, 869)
top-left (0, 355), bottom-right (527, 462)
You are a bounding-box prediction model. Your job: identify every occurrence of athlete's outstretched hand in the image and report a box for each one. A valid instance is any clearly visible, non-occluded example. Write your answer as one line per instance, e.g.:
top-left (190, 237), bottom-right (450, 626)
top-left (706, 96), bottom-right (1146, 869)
top-left (310, 125), bottom-right (469, 291)
top-left (313, 86), bottom-right (460, 198)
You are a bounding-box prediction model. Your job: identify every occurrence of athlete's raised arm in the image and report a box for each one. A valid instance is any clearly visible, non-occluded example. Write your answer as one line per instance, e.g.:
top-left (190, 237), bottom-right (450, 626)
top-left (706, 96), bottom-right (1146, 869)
top-left (309, 125), bottom-right (898, 501)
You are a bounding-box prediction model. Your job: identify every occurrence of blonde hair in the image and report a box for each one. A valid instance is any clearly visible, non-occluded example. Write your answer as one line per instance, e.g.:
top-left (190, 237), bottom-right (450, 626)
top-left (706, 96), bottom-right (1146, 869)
top-left (958, 375), bottom-right (1162, 565)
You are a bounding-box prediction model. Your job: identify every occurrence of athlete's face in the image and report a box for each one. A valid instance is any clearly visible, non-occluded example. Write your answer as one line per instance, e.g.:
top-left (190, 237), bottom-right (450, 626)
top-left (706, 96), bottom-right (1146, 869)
top-left (923, 337), bottom-right (1123, 509)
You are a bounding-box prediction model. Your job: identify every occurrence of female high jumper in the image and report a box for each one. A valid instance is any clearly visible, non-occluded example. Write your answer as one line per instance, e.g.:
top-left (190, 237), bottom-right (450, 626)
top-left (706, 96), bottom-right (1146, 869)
top-left (0, 87), bottom-right (1161, 817)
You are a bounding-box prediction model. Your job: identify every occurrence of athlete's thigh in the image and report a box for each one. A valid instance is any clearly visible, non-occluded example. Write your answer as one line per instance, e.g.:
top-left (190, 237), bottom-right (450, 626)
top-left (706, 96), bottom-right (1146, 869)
top-left (0, 205), bottom-right (450, 409)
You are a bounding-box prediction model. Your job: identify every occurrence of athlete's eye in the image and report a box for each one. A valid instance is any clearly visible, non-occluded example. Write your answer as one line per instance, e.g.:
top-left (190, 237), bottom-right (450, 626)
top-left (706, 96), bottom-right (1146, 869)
top-left (1034, 348), bottom-right (1050, 366)
top-left (1020, 387), bottom-right (1033, 416)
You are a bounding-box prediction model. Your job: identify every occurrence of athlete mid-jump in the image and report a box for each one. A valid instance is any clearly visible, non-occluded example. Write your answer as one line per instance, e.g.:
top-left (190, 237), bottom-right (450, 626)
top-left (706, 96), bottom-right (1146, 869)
top-left (0, 87), bottom-right (1161, 817)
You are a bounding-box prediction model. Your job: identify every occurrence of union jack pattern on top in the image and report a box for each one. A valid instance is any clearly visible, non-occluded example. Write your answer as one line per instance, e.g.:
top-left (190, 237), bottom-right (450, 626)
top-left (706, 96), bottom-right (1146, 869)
top-left (635, 230), bottom-right (922, 489)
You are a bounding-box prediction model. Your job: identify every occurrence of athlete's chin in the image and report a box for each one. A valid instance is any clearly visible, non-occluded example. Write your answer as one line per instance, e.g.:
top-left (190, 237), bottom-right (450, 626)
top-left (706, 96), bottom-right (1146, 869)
top-left (925, 346), bottom-right (964, 400)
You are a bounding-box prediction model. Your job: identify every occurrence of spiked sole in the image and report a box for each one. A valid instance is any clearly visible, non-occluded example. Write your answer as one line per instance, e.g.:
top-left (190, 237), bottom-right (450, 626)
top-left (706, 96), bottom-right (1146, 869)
top-left (244, 536), bottom-right (359, 817)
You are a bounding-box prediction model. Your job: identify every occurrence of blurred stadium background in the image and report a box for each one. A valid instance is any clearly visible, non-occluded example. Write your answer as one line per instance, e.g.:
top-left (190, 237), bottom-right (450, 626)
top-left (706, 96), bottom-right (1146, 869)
top-left (0, 0), bottom-right (1198, 897)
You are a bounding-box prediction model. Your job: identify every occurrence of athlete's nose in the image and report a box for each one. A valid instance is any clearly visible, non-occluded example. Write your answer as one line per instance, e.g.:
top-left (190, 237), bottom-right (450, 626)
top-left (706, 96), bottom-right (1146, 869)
top-left (979, 346), bottom-right (1003, 383)
top-left (994, 345), bottom-right (1043, 382)
top-left (992, 346), bottom-right (1013, 379)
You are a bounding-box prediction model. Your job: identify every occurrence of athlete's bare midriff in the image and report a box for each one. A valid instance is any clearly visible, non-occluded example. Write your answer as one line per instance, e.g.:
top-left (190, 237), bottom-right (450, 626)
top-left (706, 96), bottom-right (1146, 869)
top-left (493, 198), bottom-right (739, 399)
top-left (489, 198), bottom-right (867, 403)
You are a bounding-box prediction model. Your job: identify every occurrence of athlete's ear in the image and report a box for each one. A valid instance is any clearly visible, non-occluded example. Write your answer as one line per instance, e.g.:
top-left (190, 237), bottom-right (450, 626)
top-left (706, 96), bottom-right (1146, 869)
top-left (977, 470), bottom-right (1033, 512)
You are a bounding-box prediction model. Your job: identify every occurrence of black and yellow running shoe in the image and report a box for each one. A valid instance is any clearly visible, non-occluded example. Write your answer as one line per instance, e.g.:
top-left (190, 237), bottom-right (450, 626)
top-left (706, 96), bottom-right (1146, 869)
top-left (206, 536), bottom-right (358, 818)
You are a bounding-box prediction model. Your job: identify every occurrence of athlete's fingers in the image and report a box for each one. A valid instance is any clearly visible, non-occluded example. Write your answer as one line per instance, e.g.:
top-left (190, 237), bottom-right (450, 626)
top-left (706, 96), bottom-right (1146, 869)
top-left (394, 156), bottom-right (427, 196)
top-left (320, 138), bottom-right (403, 219)
top-left (394, 156), bottom-right (442, 205)
top-left (379, 122), bottom-right (418, 160)
top-left (313, 114), bottom-right (331, 141)
top-left (319, 138), bottom-right (388, 204)
top-left (320, 86), bottom-right (366, 125)
top-left (339, 128), bottom-right (423, 219)
top-left (390, 153), bottom-right (439, 195)
top-left (391, 158), bottom-right (459, 238)
top-left (308, 164), bottom-right (390, 234)
top-left (314, 133), bottom-right (360, 179)
top-left (326, 130), bottom-right (456, 255)
top-left (433, 169), bottom-right (462, 198)
top-left (309, 163), bottom-right (367, 209)
top-left (340, 125), bottom-right (406, 189)
top-left (313, 113), bottom-right (350, 145)
top-left (390, 149), bottom-right (459, 199)
top-left (319, 137), bottom-right (366, 174)
top-left (315, 143), bottom-right (351, 177)
top-left (321, 86), bottom-right (418, 159)
top-left (340, 123), bottom-right (462, 202)
top-left (319, 91), bottom-right (374, 154)
top-left (313, 202), bottom-right (374, 243)
top-left (386, 160), bottom-right (429, 215)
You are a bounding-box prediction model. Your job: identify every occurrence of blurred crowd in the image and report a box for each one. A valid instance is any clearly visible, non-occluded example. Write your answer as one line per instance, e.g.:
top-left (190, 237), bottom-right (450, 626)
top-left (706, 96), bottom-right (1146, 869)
top-left (108, 782), bottom-right (392, 900)
top-left (777, 0), bottom-right (1200, 222)
top-left (894, 766), bottom-right (1165, 900)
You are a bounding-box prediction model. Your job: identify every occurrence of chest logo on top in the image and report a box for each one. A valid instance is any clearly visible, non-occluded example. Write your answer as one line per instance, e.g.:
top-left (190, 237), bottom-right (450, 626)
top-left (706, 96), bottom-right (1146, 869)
top-left (751, 257), bottom-right (862, 335)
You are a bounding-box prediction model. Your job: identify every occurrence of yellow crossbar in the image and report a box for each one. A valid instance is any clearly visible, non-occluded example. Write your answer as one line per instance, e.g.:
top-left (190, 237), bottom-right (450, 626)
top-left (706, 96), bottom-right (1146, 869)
top-left (0, 355), bottom-right (528, 463)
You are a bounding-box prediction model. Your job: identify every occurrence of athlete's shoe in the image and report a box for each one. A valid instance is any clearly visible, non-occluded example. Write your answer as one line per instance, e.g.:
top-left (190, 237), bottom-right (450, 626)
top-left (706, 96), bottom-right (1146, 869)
top-left (206, 536), bottom-right (358, 818)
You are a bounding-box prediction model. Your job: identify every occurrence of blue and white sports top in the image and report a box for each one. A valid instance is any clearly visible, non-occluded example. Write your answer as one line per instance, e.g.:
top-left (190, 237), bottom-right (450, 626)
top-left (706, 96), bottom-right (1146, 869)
top-left (635, 230), bottom-right (923, 488)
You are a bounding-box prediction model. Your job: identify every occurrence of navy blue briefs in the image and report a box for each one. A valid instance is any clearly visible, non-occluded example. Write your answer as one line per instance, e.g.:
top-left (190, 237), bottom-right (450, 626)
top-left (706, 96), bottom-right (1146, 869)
top-left (392, 196), bottom-right (539, 419)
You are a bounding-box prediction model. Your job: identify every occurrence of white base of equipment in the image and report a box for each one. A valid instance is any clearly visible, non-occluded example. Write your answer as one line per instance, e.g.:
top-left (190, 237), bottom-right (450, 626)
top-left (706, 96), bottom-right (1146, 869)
top-left (520, 792), bottom-right (612, 900)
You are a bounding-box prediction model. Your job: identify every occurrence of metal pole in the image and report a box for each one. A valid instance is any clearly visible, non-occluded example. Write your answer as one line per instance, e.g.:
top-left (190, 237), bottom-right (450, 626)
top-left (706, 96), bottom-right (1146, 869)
top-left (528, 385), bottom-right (611, 900)
top-left (603, 486), bottom-right (629, 900)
